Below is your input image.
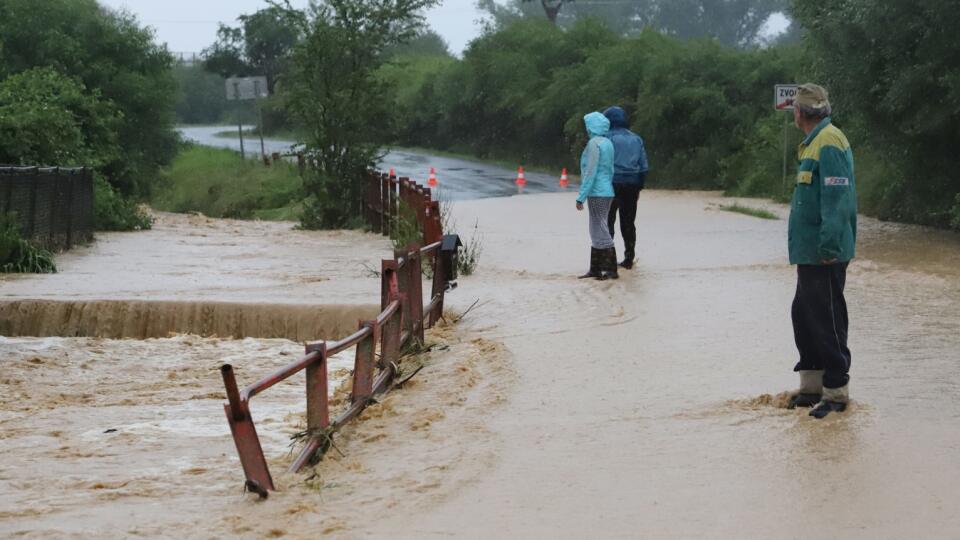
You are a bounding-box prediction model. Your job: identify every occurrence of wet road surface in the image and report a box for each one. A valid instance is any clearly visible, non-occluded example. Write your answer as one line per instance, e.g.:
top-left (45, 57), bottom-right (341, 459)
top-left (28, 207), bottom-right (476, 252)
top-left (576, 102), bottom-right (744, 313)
top-left (178, 125), bottom-right (570, 201)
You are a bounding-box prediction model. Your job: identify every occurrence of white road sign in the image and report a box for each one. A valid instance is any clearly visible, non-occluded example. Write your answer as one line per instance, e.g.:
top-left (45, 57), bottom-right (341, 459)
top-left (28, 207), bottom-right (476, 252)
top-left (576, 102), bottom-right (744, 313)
top-left (775, 84), bottom-right (798, 110)
top-left (226, 76), bottom-right (269, 101)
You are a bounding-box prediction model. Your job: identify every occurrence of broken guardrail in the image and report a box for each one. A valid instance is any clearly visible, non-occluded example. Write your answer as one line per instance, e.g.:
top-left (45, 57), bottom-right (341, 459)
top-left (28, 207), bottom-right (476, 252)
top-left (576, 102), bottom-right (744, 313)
top-left (220, 172), bottom-right (461, 495)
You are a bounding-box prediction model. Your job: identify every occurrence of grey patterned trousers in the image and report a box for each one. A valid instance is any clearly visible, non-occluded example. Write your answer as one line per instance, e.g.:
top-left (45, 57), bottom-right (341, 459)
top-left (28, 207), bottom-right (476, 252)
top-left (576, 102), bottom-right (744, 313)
top-left (587, 197), bottom-right (615, 249)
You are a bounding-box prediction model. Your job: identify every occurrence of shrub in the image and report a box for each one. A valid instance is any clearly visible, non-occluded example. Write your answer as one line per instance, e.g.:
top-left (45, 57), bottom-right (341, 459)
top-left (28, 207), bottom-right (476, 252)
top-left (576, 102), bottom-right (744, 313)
top-left (0, 214), bottom-right (56, 273)
top-left (94, 175), bottom-right (154, 231)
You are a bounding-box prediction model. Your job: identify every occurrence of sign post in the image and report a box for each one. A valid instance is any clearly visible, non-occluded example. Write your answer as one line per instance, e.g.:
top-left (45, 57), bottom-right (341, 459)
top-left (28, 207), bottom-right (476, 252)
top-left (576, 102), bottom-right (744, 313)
top-left (226, 76), bottom-right (270, 160)
top-left (775, 84), bottom-right (798, 194)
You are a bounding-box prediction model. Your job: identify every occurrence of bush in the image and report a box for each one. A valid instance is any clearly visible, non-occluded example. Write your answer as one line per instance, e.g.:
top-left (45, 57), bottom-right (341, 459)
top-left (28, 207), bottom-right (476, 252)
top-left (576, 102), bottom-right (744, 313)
top-left (793, 0), bottom-right (960, 228)
top-left (94, 175), bottom-right (154, 231)
top-left (0, 0), bottom-right (178, 198)
top-left (0, 214), bottom-right (56, 273)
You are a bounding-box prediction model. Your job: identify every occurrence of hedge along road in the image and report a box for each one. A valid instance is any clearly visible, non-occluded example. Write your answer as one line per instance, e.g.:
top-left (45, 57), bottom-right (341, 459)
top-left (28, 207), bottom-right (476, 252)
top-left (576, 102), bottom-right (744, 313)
top-left (177, 125), bottom-right (568, 201)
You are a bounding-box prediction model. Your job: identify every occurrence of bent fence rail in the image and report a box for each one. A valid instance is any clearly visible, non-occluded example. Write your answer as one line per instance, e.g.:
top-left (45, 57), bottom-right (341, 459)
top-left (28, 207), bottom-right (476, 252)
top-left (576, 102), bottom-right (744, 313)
top-left (220, 172), bottom-right (460, 494)
top-left (0, 166), bottom-right (94, 250)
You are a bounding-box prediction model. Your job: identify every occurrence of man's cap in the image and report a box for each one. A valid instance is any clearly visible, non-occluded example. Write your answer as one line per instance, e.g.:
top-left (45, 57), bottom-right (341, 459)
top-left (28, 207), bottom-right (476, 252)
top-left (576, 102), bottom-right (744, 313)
top-left (795, 83), bottom-right (830, 112)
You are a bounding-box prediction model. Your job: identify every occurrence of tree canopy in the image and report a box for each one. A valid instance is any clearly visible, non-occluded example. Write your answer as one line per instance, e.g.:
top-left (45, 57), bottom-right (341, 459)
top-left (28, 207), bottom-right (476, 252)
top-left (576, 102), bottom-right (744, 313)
top-left (794, 0), bottom-right (960, 227)
top-left (203, 5), bottom-right (302, 92)
top-left (0, 0), bottom-right (177, 197)
top-left (483, 0), bottom-right (790, 47)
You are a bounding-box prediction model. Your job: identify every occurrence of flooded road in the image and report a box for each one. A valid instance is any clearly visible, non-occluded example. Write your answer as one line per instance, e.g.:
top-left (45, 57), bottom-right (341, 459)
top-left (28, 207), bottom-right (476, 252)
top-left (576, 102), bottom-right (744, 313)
top-left (3, 187), bottom-right (959, 537)
top-left (371, 192), bottom-right (960, 538)
top-left (178, 126), bottom-right (569, 200)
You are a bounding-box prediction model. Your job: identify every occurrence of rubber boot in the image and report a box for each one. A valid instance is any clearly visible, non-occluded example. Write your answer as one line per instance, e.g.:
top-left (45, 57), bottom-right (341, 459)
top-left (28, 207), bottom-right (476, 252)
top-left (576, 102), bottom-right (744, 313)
top-left (620, 245), bottom-right (635, 269)
top-left (810, 385), bottom-right (848, 419)
top-left (578, 248), bottom-right (600, 279)
top-left (788, 370), bottom-right (823, 409)
top-left (599, 247), bottom-right (619, 280)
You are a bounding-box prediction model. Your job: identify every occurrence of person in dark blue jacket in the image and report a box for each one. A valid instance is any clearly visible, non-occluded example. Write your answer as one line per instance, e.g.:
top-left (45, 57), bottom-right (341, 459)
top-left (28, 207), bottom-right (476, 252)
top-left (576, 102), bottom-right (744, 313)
top-left (602, 106), bottom-right (649, 269)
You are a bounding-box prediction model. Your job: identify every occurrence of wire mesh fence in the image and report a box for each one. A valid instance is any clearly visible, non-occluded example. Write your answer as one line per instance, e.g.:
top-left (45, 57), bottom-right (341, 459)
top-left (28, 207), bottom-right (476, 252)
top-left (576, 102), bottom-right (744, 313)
top-left (0, 166), bottom-right (94, 251)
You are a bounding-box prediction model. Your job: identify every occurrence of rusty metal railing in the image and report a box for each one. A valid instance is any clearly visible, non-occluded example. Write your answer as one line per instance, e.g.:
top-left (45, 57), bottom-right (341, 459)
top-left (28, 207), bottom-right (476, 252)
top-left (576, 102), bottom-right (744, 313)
top-left (365, 170), bottom-right (442, 246)
top-left (220, 174), bottom-right (459, 495)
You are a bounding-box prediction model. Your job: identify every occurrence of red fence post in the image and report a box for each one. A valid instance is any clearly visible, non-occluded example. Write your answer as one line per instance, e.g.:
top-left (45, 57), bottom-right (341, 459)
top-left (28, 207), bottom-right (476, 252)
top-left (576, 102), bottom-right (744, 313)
top-left (424, 201), bottom-right (442, 245)
top-left (429, 252), bottom-right (446, 328)
top-left (380, 262), bottom-right (402, 369)
top-left (390, 176), bottom-right (399, 235)
top-left (378, 173), bottom-right (386, 234)
top-left (305, 343), bottom-right (329, 434)
top-left (394, 249), bottom-right (413, 343)
top-left (407, 245), bottom-right (425, 345)
top-left (352, 321), bottom-right (377, 404)
top-left (221, 364), bottom-right (275, 491)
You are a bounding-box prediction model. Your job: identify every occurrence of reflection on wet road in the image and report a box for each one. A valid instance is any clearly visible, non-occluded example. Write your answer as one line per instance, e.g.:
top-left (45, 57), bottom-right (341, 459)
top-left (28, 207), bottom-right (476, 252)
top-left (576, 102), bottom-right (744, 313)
top-left (178, 125), bottom-right (571, 201)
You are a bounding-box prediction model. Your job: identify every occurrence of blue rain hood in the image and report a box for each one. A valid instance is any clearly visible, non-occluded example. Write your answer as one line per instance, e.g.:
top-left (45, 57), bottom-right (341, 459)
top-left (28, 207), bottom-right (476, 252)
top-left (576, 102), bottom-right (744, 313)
top-left (584, 112), bottom-right (610, 137)
top-left (602, 106), bottom-right (628, 129)
top-left (577, 112), bottom-right (616, 203)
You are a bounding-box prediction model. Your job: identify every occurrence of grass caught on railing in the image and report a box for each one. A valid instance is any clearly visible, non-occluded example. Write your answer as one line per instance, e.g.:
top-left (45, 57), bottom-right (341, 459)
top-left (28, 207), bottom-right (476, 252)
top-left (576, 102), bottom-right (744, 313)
top-left (718, 203), bottom-right (779, 220)
top-left (458, 220), bottom-right (483, 276)
top-left (438, 197), bottom-right (483, 276)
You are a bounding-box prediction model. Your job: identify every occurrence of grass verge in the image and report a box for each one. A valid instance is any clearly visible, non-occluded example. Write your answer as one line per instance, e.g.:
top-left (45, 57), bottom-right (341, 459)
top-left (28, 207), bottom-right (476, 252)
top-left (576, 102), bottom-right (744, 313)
top-left (718, 203), bottom-right (779, 220)
top-left (153, 145), bottom-right (303, 220)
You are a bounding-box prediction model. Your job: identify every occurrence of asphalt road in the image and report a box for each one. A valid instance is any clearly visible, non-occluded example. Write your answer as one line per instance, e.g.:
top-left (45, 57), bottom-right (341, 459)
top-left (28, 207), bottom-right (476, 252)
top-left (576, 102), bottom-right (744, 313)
top-left (177, 125), bottom-right (573, 201)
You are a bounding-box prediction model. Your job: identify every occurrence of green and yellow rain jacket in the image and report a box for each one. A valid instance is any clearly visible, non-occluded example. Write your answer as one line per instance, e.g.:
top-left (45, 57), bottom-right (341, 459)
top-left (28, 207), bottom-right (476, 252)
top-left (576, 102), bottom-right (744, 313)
top-left (788, 117), bottom-right (857, 265)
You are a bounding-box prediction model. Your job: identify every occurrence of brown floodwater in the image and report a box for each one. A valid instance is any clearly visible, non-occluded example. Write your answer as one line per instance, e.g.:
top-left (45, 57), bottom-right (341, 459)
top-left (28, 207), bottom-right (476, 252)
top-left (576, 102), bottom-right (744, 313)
top-left (1, 191), bottom-right (958, 538)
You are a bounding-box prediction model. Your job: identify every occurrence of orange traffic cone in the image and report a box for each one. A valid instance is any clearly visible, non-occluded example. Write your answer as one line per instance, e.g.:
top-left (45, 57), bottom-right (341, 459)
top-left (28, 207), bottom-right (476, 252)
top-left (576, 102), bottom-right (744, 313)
top-left (515, 166), bottom-right (527, 187)
top-left (559, 168), bottom-right (569, 188)
top-left (428, 167), bottom-right (438, 187)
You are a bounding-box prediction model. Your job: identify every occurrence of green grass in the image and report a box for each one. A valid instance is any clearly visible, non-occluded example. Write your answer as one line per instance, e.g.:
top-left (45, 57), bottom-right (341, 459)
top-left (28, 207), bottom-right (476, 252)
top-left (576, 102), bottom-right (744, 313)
top-left (1, 214), bottom-right (56, 273)
top-left (153, 146), bottom-right (304, 220)
top-left (718, 203), bottom-right (779, 220)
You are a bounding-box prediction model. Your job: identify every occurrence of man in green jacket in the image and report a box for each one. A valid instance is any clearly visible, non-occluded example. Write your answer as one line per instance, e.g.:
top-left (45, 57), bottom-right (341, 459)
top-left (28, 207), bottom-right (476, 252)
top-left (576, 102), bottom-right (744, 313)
top-left (786, 83), bottom-right (857, 419)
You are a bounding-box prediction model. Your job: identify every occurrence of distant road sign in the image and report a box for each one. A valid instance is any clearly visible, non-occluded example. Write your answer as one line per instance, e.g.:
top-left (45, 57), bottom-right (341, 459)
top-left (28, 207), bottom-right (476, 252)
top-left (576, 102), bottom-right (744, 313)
top-left (226, 76), bottom-right (269, 101)
top-left (775, 84), bottom-right (798, 110)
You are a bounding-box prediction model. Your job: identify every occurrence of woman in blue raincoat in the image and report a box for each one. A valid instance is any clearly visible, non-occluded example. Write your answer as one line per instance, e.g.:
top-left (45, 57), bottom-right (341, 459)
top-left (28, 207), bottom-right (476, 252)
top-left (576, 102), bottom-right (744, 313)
top-left (575, 111), bottom-right (617, 280)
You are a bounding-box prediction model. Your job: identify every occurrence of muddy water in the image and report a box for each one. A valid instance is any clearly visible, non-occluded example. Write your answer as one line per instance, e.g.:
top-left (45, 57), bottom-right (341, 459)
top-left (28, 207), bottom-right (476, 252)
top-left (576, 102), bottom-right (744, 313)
top-left (365, 191), bottom-right (960, 538)
top-left (0, 335), bottom-right (357, 537)
top-left (0, 212), bottom-right (390, 340)
top-left (2, 191), bottom-right (959, 538)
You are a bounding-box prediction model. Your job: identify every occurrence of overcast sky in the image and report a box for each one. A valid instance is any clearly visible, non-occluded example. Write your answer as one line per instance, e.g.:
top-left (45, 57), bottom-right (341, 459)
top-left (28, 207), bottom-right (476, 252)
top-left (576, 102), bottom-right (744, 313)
top-left (98, 0), bottom-right (486, 56)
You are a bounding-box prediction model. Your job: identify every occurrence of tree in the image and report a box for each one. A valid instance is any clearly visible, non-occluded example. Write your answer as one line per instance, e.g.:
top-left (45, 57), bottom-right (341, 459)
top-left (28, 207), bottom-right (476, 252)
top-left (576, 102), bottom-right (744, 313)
top-left (793, 0), bottom-right (960, 227)
top-left (0, 68), bottom-right (120, 167)
top-left (386, 28), bottom-right (452, 58)
top-left (203, 5), bottom-right (302, 92)
top-left (484, 0), bottom-right (790, 47)
top-left (283, 0), bottom-right (440, 229)
top-left (173, 64), bottom-right (230, 125)
top-left (0, 0), bottom-right (177, 197)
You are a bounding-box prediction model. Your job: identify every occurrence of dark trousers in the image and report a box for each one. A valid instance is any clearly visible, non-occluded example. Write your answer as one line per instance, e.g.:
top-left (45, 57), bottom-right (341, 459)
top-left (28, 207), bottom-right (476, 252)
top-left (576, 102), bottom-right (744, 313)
top-left (791, 263), bottom-right (851, 389)
top-left (607, 183), bottom-right (642, 255)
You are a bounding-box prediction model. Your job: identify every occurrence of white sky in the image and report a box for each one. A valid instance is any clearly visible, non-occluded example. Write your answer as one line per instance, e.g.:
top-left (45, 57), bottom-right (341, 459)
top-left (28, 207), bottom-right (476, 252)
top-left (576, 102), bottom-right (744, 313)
top-left (97, 0), bottom-right (487, 56)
